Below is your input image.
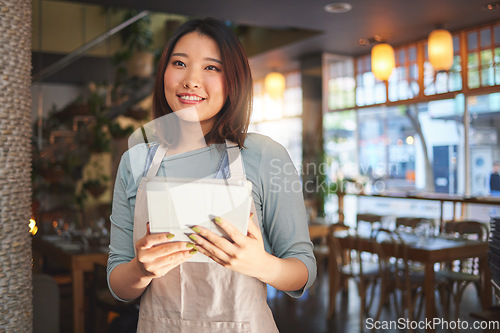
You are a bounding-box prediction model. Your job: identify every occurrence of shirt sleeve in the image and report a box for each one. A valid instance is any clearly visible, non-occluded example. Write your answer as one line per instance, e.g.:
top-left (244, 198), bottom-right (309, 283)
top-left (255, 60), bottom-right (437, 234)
top-left (107, 152), bottom-right (137, 301)
top-left (258, 140), bottom-right (317, 298)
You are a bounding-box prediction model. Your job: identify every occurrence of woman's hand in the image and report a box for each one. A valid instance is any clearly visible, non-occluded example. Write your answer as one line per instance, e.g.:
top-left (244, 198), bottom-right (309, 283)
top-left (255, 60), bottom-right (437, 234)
top-left (134, 223), bottom-right (197, 279)
top-left (189, 214), bottom-right (273, 280)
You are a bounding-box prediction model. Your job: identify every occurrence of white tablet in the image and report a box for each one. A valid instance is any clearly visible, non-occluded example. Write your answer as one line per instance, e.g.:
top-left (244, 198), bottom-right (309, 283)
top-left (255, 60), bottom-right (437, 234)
top-left (145, 177), bottom-right (252, 262)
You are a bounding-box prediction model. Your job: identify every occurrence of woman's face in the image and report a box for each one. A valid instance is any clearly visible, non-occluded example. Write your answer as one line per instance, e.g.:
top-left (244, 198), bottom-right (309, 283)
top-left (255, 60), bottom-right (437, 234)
top-left (164, 32), bottom-right (226, 131)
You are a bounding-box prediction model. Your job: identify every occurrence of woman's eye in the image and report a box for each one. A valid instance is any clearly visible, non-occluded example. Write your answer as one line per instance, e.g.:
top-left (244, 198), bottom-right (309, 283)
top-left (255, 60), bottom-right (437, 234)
top-left (172, 60), bottom-right (185, 67)
top-left (205, 65), bottom-right (221, 72)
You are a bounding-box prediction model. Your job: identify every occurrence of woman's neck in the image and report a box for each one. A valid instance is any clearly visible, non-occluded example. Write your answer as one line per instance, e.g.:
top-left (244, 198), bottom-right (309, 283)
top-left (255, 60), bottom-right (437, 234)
top-left (168, 118), bottom-right (213, 155)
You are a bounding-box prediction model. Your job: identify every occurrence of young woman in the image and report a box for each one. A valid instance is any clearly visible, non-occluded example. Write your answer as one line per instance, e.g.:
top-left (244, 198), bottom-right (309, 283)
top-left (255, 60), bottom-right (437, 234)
top-left (107, 18), bottom-right (316, 332)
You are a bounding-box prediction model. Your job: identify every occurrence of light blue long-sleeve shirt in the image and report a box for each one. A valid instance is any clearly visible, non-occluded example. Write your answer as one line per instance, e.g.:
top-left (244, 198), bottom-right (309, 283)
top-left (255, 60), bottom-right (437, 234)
top-left (107, 133), bottom-right (316, 298)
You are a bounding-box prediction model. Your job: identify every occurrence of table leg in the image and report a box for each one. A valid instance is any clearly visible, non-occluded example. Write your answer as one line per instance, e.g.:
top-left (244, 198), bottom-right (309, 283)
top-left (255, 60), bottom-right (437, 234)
top-left (424, 263), bottom-right (436, 333)
top-left (479, 255), bottom-right (492, 309)
top-left (439, 201), bottom-right (444, 233)
top-left (72, 261), bottom-right (84, 333)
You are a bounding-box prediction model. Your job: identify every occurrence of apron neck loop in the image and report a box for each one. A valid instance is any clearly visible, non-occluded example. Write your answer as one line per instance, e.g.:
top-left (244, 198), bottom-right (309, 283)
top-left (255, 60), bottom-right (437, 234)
top-left (225, 139), bottom-right (245, 181)
top-left (145, 144), bottom-right (168, 178)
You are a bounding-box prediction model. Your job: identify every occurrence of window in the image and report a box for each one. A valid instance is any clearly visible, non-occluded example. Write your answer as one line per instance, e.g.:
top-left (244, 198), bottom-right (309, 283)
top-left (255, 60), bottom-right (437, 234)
top-left (356, 55), bottom-right (387, 106)
top-left (388, 45), bottom-right (419, 102)
top-left (467, 24), bottom-right (500, 89)
top-left (468, 93), bottom-right (500, 196)
top-left (326, 56), bottom-right (355, 110)
top-left (250, 71), bottom-right (303, 169)
top-left (424, 35), bottom-right (462, 95)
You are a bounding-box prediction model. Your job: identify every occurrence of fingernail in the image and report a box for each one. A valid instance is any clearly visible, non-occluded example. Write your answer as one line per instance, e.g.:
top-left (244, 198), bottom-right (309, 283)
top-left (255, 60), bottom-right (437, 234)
top-left (167, 233), bottom-right (175, 239)
top-left (186, 243), bottom-right (195, 248)
top-left (189, 234), bottom-right (197, 241)
top-left (189, 248), bottom-right (198, 255)
top-left (191, 226), bottom-right (201, 233)
top-left (250, 212), bottom-right (254, 218)
top-left (214, 217), bottom-right (222, 224)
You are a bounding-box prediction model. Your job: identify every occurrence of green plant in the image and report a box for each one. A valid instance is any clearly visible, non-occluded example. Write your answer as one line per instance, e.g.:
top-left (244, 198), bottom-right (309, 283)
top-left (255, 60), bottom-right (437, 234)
top-left (112, 10), bottom-right (154, 64)
top-left (108, 121), bottom-right (134, 138)
top-left (122, 10), bottom-right (153, 53)
top-left (82, 160), bottom-right (110, 199)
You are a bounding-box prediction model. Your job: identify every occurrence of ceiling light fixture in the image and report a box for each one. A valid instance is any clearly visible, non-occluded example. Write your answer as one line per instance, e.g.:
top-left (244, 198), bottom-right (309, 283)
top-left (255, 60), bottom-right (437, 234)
top-left (264, 72), bottom-right (286, 99)
top-left (428, 28), bottom-right (454, 72)
top-left (371, 43), bottom-right (395, 81)
top-left (324, 3), bottom-right (352, 14)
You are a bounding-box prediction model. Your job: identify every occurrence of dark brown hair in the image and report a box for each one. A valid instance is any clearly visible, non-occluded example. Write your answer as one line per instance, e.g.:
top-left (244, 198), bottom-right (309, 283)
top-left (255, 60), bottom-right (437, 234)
top-left (152, 18), bottom-right (252, 148)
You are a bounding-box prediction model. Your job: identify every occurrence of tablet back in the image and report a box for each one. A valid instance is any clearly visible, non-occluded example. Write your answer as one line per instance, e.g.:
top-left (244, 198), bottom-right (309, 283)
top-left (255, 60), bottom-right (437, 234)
top-left (146, 177), bottom-right (252, 262)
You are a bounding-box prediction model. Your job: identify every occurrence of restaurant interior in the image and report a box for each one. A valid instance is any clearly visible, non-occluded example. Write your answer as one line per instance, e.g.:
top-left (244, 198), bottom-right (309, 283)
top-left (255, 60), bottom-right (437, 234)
top-left (3, 0), bottom-right (500, 332)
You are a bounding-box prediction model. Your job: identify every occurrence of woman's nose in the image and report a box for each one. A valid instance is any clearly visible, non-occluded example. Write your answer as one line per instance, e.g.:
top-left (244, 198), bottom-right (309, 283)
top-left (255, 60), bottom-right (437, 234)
top-left (182, 68), bottom-right (201, 89)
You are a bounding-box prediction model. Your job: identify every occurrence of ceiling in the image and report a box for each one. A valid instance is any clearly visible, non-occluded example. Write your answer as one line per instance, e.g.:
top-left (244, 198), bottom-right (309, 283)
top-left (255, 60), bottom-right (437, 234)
top-left (59, 0), bottom-right (500, 79)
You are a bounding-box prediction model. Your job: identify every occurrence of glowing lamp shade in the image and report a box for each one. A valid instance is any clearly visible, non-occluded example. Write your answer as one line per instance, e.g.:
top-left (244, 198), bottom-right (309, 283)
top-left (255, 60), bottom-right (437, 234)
top-left (428, 29), bottom-right (454, 72)
top-left (371, 43), bottom-right (395, 81)
top-left (264, 72), bottom-right (285, 99)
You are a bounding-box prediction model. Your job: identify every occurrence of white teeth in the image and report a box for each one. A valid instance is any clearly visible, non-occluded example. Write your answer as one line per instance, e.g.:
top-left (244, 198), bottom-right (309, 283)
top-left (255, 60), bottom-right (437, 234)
top-left (180, 95), bottom-right (203, 101)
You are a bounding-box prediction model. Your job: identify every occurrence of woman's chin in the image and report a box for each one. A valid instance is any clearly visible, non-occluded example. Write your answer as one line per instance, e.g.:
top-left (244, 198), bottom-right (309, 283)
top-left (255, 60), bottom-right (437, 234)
top-left (173, 106), bottom-right (200, 122)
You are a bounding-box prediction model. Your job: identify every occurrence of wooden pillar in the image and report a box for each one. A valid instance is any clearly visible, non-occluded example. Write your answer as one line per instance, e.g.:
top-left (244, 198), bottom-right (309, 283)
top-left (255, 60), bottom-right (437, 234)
top-left (0, 0), bottom-right (33, 331)
top-left (300, 54), bottom-right (324, 217)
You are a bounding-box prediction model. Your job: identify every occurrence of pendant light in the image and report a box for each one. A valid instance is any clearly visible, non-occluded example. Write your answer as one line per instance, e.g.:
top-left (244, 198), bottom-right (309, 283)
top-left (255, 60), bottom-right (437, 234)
top-left (371, 43), bottom-right (395, 81)
top-left (428, 28), bottom-right (454, 72)
top-left (264, 72), bottom-right (285, 99)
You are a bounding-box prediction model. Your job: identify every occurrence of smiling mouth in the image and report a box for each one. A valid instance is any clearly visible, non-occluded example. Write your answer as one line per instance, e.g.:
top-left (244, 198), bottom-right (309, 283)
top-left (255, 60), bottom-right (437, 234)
top-left (178, 95), bottom-right (205, 101)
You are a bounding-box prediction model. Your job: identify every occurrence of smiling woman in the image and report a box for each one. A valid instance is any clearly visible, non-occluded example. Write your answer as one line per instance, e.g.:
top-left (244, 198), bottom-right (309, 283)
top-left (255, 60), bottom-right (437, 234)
top-left (107, 18), bottom-right (316, 333)
top-left (163, 32), bottom-right (226, 134)
top-left (152, 19), bottom-right (253, 148)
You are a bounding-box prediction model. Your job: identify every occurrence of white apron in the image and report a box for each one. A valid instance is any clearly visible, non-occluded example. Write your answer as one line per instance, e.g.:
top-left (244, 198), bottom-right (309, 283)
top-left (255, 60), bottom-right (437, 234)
top-left (132, 140), bottom-right (279, 333)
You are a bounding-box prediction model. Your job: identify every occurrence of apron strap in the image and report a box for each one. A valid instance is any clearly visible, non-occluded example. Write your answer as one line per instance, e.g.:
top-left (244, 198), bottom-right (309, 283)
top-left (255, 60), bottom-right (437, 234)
top-left (225, 139), bottom-right (245, 180)
top-left (145, 144), bottom-right (168, 178)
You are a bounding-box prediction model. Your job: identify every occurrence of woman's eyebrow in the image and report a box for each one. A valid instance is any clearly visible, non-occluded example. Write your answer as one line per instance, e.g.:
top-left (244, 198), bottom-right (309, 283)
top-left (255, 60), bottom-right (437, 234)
top-left (171, 52), bottom-right (187, 58)
top-left (171, 52), bottom-right (222, 64)
top-left (205, 57), bottom-right (222, 64)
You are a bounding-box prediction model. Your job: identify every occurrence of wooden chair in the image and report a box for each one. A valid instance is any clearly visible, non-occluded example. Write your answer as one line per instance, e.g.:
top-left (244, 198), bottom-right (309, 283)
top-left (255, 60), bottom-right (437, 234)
top-left (89, 263), bottom-right (139, 333)
top-left (372, 229), bottom-right (425, 329)
top-left (356, 213), bottom-right (384, 235)
top-left (436, 220), bottom-right (488, 322)
top-left (327, 224), bottom-right (380, 331)
top-left (395, 217), bottom-right (434, 231)
top-left (309, 223), bottom-right (330, 293)
top-left (33, 274), bottom-right (60, 333)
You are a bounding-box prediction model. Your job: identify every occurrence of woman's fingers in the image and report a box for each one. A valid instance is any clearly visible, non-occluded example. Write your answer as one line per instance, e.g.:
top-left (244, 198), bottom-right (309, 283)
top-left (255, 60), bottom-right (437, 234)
top-left (142, 248), bottom-right (196, 277)
top-left (138, 241), bottom-right (194, 262)
top-left (137, 242), bottom-right (198, 278)
top-left (213, 216), bottom-right (247, 244)
top-left (195, 245), bottom-right (228, 266)
top-left (136, 231), bottom-right (175, 249)
top-left (189, 227), bottom-right (235, 261)
top-left (246, 214), bottom-right (263, 240)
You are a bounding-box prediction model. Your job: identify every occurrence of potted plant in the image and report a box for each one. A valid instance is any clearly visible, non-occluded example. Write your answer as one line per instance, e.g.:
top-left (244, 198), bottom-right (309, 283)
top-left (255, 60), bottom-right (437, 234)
top-left (108, 121), bottom-right (134, 139)
top-left (82, 160), bottom-right (110, 199)
top-left (119, 10), bottom-right (156, 78)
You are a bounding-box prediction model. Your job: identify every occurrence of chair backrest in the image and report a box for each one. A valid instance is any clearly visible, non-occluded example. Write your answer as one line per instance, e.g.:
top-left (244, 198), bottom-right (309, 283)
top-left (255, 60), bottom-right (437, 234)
top-left (443, 220), bottom-right (488, 274)
top-left (396, 217), bottom-right (432, 230)
top-left (356, 213), bottom-right (384, 235)
top-left (328, 224), bottom-right (375, 279)
top-left (372, 229), bottom-right (410, 292)
top-left (444, 220), bottom-right (488, 241)
top-left (328, 224), bottom-right (356, 274)
top-left (357, 213), bottom-right (383, 225)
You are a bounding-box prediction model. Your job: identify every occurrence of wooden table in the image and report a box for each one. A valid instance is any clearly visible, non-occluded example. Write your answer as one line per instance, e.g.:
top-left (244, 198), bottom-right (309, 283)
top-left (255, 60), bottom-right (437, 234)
top-left (33, 236), bottom-right (109, 333)
top-left (336, 233), bottom-right (491, 332)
